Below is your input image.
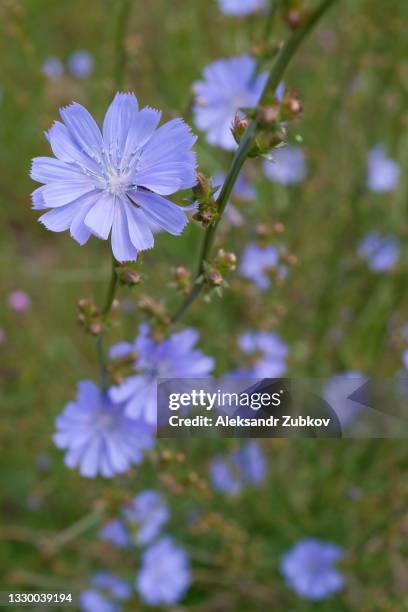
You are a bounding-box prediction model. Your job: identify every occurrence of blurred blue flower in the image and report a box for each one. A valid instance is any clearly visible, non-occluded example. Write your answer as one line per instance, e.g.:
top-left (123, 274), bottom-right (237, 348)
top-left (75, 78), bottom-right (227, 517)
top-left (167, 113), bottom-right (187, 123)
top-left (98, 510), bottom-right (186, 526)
top-left (124, 490), bottom-right (169, 545)
top-left (136, 536), bottom-right (191, 605)
top-left (68, 50), bottom-right (95, 79)
top-left (53, 380), bottom-right (153, 478)
top-left (280, 538), bottom-right (345, 601)
top-left (31, 93), bottom-right (197, 262)
top-left (79, 572), bottom-right (131, 612)
top-left (218, 0), bottom-right (267, 16)
top-left (367, 146), bottom-right (400, 193)
top-left (99, 518), bottom-right (129, 548)
top-left (403, 350), bottom-right (408, 370)
top-left (193, 55), bottom-right (267, 150)
top-left (238, 330), bottom-right (289, 377)
top-left (263, 145), bottom-right (307, 185)
top-left (79, 590), bottom-right (119, 612)
top-left (211, 442), bottom-right (267, 495)
top-left (42, 57), bottom-right (64, 80)
top-left (210, 456), bottom-right (242, 495)
top-left (232, 440), bottom-right (267, 483)
top-left (358, 232), bottom-right (399, 272)
top-left (239, 242), bottom-right (279, 290)
top-left (109, 325), bottom-right (214, 424)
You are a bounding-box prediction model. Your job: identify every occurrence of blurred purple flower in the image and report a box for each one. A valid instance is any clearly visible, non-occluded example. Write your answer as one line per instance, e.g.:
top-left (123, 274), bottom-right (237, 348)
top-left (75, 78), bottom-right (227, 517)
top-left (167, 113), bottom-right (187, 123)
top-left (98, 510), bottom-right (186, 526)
top-left (136, 536), bottom-right (191, 605)
top-left (210, 456), bottom-right (242, 495)
top-left (263, 145), bottom-right (307, 185)
top-left (280, 538), bottom-right (345, 601)
top-left (232, 440), bottom-right (267, 483)
top-left (42, 57), bottom-right (64, 80)
top-left (109, 325), bottom-right (214, 424)
top-left (7, 290), bottom-right (31, 312)
top-left (239, 243), bottom-right (279, 290)
top-left (92, 573), bottom-right (132, 600)
top-left (31, 93), bottom-right (197, 262)
top-left (238, 330), bottom-right (288, 377)
top-left (403, 350), bottom-right (408, 370)
top-left (218, 0), bottom-right (267, 15)
top-left (323, 371), bottom-right (366, 428)
top-left (79, 572), bottom-right (131, 612)
top-left (211, 442), bottom-right (267, 495)
top-left (358, 232), bottom-right (399, 272)
top-left (124, 490), bottom-right (169, 545)
top-left (193, 55), bottom-right (267, 150)
top-left (68, 50), bottom-right (95, 79)
top-left (53, 380), bottom-right (153, 478)
top-left (367, 146), bottom-right (399, 193)
top-left (100, 519), bottom-right (129, 548)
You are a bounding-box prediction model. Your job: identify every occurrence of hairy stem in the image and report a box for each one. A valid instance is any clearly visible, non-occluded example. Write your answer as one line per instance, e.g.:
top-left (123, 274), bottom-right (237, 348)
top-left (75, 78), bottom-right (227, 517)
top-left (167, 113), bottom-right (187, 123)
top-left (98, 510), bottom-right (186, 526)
top-left (171, 0), bottom-right (339, 325)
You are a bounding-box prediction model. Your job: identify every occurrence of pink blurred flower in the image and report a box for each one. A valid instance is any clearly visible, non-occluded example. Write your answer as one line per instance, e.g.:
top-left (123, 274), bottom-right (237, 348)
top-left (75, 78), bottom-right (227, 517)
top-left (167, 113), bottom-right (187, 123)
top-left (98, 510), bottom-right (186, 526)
top-left (7, 290), bottom-right (31, 312)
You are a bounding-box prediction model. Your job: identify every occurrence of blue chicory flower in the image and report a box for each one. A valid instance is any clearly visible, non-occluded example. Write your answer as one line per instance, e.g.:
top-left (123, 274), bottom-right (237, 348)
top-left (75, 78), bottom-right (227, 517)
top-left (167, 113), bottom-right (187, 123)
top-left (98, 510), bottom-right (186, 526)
top-left (211, 441), bottom-right (267, 495)
top-left (109, 325), bottom-right (214, 424)
top-left (193, 55), bottom-right (267, 150)
top-left (358, 232), bottom-right (399, 272)
top-left (366, 146), bottom-right (400, 193)
top-left (123, 490), bottom-right (169, 545)
top-left (263, 145), bottom-right (307, 185)
top-left (42, 56), bottom-right (64, 80)
top-left (68, 50), bottom-right (95, 79)
top-left (218, 0), bottom-right (267, 16)
top-left (53, 380), bottom-right (153, 478)
top-left (280, 538), bottom-right (345, 601)
top-left (99, 518), bottom-right (130, 548)
top-left (136, 536), bottom-right (191, 605)
top-left (239, 242), bottom-right (280, 290)
top-left (79, 573), bottom-right (131, 612)
top-left (238, 330), bottom-right (289, 377)
top-left (31, 92), bottom-right (197, 262)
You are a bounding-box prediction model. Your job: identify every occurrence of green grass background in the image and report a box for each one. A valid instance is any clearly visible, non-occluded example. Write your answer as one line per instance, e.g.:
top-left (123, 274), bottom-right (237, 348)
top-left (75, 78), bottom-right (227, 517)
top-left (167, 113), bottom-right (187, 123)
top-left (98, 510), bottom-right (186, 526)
top-left (1, 0), bottom-right (408, 609)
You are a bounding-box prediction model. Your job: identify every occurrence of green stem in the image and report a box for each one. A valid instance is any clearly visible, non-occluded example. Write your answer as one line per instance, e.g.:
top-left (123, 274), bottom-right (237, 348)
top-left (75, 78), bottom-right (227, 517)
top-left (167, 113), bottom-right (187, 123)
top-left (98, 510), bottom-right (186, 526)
top-left (171, 0), bottom-right (339, 325)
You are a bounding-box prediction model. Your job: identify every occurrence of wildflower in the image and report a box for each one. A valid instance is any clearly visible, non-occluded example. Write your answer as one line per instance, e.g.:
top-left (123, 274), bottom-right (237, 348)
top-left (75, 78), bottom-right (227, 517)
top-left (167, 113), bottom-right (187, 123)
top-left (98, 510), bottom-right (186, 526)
top-left (68, 50), bottom-right (95, 79)
top-left (323, 371), bottom-right (367, 428)
top-left (7, 290), bottom-right (31, 312)
top-left (280, 538), bottom-right (345, 601)
top-left (123, 490), bottom-right (169, 545)
top-left (263, 145), bottom-right (307, 185)
top-left (238, 331), bottom-right (288, 377)
top-left (109, 325), bottom-right (214, 424)
top-left (53, 381), bottom-right (153, 478)
top-left (358, 232), bottom-right (399, 272)
top-left (211, 441), bottom-right (267, 495)
top-left (99, 519), bottom-right (129, 548)
top-left (239, 242), bottom-right (279, 290)
top-left (367, 146), bottom-right (399, 193)
top-left (31, 93), bottom-right (197, 262)
top-left (136, 537), bottom-right (191, 605)
top-left (79, 572), bottom-right (131, 612)
top-left (193, 55), bottom-right (267, 150)
top-left (218, 0), bottom-right (266, 16)
top-left (42, 57), bottom-right (64, 80)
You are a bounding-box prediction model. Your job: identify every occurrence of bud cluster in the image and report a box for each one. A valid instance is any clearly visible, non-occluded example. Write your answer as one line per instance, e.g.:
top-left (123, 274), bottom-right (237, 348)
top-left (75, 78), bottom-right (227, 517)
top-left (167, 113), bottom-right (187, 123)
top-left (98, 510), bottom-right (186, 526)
top-left (192, 172), bottom-right (219, 228)
top-left (232, 89), bottom-right (303, 158)
top-left (107, 349), bottom-right (137, 386)
top-left (115, 262), bottom-right (142, 287)
top-left (198, 248), bottom-right (238, 302)
top-left (170, 266), bottom-right (192, 295)
top-left (138, 294), bottom-right (170, 339)
top-left (77, 298), bottom-right (104, 336)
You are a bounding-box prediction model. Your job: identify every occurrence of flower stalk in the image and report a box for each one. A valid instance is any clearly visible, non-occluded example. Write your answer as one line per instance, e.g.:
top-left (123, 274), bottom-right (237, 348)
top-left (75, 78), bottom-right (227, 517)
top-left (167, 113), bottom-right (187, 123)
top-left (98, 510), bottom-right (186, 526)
top-left (171, 0), bottom-right (339, 325)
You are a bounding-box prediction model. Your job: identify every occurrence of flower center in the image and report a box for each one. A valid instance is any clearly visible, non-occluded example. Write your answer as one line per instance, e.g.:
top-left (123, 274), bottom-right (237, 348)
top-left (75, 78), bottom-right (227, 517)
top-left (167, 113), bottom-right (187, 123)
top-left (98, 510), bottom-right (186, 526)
top-left (107, 170), bottom-right (130, 196)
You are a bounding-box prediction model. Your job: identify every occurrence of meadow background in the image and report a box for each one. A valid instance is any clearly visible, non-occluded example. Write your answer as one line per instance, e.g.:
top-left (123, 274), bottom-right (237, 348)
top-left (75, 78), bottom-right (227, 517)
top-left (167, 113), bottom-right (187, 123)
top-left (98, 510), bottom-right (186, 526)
top-left (1, 0), bottom-right (408, 609)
